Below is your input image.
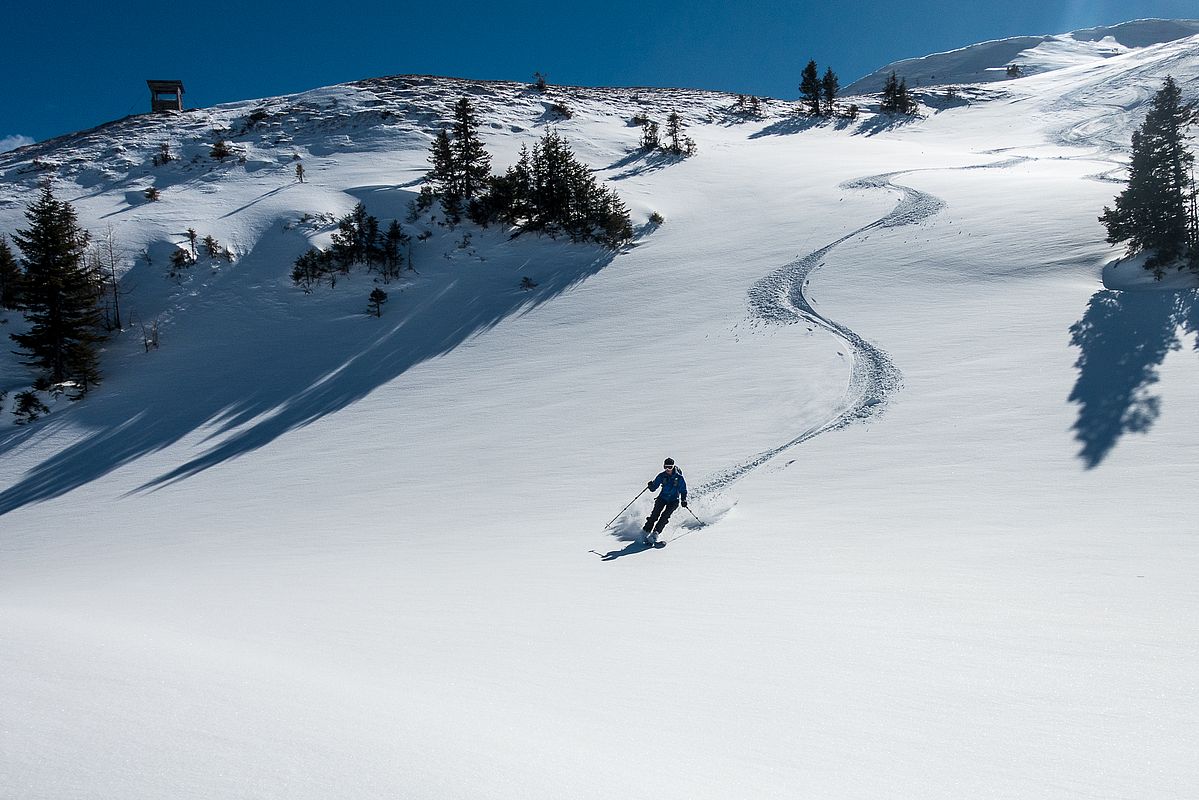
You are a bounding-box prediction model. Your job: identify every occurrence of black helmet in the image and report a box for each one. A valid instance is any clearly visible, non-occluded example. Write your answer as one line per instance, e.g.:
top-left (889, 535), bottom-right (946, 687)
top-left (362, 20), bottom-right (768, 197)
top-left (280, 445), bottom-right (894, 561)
top-left (663, 457), bottom-right (675, 467)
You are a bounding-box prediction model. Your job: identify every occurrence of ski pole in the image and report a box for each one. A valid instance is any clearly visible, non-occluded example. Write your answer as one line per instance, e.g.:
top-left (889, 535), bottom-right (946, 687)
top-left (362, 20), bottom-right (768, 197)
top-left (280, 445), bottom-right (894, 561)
top-left (604, 487), bottom-right (649, 529)
top-left (683, 504), bottom-right (704, 526)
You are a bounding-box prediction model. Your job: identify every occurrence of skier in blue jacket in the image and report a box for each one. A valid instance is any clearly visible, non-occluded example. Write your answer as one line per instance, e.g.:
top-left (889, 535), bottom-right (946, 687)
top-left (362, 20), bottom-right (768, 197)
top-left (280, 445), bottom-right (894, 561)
top-left (644, 457), bottom-right (687, 540)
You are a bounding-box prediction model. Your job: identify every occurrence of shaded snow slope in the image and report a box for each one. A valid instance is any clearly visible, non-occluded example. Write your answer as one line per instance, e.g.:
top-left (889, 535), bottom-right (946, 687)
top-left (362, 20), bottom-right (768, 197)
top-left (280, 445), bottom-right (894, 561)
top-left (2, 24), bottom-right (1199, 800)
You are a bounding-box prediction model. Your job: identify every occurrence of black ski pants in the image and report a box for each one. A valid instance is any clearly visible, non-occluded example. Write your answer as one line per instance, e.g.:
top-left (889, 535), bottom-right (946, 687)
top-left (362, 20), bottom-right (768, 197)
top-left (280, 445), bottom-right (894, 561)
top-left (645, 496), bottom-right (679, 533)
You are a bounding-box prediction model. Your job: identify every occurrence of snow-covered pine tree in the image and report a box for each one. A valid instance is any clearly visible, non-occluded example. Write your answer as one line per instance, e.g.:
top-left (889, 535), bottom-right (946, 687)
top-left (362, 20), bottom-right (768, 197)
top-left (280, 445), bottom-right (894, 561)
top-left (1100, 76), bottom-right (1197, 274)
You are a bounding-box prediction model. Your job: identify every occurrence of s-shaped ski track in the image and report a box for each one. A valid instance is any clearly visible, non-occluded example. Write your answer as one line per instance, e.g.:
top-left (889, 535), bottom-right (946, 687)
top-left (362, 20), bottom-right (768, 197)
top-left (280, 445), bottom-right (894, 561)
top-left (694, 171), bottom-right (946, 498)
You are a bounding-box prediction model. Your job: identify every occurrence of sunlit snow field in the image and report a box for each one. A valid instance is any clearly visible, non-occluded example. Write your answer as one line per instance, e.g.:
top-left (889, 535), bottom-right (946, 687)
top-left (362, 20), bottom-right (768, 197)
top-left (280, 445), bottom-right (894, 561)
top-left (1, 22), bottom-right (1197, 800)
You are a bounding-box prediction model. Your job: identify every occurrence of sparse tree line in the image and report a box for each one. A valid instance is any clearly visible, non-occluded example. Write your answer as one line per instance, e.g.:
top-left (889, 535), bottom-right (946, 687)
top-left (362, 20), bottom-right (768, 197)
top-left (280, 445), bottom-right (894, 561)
top-left (799, 60), bottom-right (842, 116)
top-left (797, 59), bottom-right (915, 118)
top-left (878, 71), bottom-right (919, 115)
top-left (634, 111), bottom-right (698, 157)
top-left (421, 97), bottom-right (634, 247)
top-left (169, 228), bottom-right (234, 275)
top-left (1101, 76), bottom-right (1199, 277)
top-left (291, 203), bottom-right (412, 292)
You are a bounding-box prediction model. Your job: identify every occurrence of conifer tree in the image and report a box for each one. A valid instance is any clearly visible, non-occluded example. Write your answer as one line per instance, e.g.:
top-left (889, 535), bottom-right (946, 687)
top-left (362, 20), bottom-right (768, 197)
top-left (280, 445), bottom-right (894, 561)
top-left (426, 128), bottom-right (458, 217)
top-left (641, 118), bottom-right (661, 150)
top-left (202, 235), bottom-right (222, 260)
top-left (484, 131), bottom-right (632, 247)
top-left (821, 68), bottom-right (840, 116)
top-left (382, 220), bottom-right (409, 281)
top-left (1100, 76), bottom-right (1198, 272)
top-left (800, 60), bottom-right (822, 115)
top-left (664, 113), bottom-right (695, 155)
top-left (880, 72), bottom-right (916, 115)
top-left (881, 72), bottom-right (900, 112)
top-left (665, 113), bottom-right (683, 153)
top-left (10, 185), bottom-right (104, 394)
top-left (367, 287), bottom-right (388, 317)
top-left (0, 234), bottom-right (21, 309)
top-left (331, 203), bottom-right (373, 270)
top-left (451, 97), bottom-right (492, 202)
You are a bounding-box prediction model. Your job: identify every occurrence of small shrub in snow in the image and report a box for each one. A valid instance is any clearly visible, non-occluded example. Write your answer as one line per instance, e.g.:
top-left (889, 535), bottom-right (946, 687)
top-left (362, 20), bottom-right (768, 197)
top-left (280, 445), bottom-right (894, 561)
top-left (152, 142), bottom-right (173, 166)
top-left (144, 186), bottom-right (160, 202)
top-left (202, 235), bottom-right (222, 260)
top-left (141, 318), bottom-right (159, 352)
top-left (640, 119), bottom-right (661, 150)
top-left (549, 101), bottom-right (573, 119)
top-left (169, 248), bottom-right (194, 275)
top-left (210, 139), bottom-right (232, 160)
top-left (649, 211), bottom-right (665, 226)
top-left (532, 72), bottom-right (548, 93)
top-left (520, 276), bottom-right (538, 290)
top-left (367, 287), bottom-right (388, 317)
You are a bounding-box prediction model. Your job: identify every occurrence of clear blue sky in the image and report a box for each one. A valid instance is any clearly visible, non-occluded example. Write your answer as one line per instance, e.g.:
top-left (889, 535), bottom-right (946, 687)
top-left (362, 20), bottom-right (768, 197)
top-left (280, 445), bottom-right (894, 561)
top-left (1, 0), bottom-right (1195, 144)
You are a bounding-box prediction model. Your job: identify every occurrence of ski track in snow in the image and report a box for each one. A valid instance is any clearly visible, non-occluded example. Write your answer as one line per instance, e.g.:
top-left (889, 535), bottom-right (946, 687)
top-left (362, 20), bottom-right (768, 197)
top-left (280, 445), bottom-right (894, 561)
top-left (691, 56), bottom-right (1190, 507)
top-left (694, 172), bottom-right (948, 499)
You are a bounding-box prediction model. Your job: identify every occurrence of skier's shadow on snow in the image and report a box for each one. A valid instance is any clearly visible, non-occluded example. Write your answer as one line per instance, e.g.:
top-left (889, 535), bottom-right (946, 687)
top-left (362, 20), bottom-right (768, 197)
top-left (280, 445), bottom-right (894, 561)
top-left (1068, 287), bottom-right (1199, 468)
top-left (0, 197), bottom-right (620, 517)
top-left (595, 540), bottom-right (653, 561)
top-left (594, 523), bottom-right (653, 560)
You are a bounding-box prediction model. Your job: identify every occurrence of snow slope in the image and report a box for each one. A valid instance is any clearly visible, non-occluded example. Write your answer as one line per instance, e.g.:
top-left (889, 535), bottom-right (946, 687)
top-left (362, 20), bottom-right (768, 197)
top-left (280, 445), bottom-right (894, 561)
top-left (843, 18), bottom-right (1199, 95)
top-left (2, 26), bottom-right (1199, 800)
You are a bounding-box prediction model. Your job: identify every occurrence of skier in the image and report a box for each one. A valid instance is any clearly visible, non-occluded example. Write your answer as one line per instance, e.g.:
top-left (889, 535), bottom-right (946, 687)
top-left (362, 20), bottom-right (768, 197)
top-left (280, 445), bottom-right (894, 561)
top-left (644, 457), bottom-right (687, 542)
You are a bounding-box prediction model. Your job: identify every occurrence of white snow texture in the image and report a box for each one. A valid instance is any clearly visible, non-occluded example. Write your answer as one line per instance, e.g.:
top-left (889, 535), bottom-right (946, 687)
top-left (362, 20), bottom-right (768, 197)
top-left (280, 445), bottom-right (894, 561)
top-left (1, 18), bottom-right (1198, 800)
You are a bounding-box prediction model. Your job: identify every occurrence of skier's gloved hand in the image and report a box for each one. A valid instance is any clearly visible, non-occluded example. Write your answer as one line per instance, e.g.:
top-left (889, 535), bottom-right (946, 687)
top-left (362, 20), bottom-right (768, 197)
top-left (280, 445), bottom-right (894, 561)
top-left (681, 499), bottom-right (688, 508)
top-left (647, 481), bottom-right (655, 491)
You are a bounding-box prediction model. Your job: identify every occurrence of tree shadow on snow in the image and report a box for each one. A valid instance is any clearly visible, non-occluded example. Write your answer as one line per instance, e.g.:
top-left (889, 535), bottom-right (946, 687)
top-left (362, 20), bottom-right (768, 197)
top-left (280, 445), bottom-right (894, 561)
top-left (0, 216), bottom-right (618, 516)
top-left (1067, 288), bottom-right (1199, 468)
top-left (602, 150), bottom-right (682, 181)
top-left (747, 114), bottom-right (848, 139)
top-left (850, 114), bottom-right (919, 137)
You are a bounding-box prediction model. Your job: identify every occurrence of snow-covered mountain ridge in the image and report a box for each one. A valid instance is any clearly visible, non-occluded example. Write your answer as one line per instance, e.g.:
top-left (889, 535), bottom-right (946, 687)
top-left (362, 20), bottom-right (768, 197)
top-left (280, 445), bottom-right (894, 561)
top-left (2, 23), bottom-right (1199, 800)
top-left (844, 18), bottom-right (1199, 94)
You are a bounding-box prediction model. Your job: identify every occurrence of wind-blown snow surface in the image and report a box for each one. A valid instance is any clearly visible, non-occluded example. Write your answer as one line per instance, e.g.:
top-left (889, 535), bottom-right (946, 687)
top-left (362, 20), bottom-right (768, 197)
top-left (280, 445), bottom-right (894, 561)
top-left (2, 31), bottom-right (1199, 800)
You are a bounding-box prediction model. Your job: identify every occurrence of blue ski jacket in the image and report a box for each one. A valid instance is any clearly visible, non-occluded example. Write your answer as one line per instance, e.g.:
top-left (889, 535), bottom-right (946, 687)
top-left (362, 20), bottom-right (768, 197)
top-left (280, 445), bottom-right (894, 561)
top-left (650, 469), bottom-right (687, 503)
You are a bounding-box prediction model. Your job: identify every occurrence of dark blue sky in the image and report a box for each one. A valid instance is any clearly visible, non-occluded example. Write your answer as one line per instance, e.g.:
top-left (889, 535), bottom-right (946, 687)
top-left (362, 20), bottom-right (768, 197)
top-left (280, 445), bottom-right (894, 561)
top-left (2, 0), bottom-right (1196, 144)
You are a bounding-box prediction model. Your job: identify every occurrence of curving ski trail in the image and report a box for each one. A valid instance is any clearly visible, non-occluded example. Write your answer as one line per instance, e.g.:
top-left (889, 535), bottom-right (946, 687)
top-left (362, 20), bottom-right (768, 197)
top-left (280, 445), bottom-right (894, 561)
top-left (694, 173), bottom-right (946, 498)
